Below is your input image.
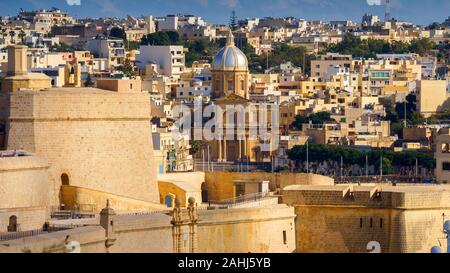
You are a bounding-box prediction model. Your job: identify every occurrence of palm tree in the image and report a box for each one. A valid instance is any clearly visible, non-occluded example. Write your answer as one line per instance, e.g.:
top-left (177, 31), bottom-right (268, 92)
top-left (9, 30), bottom-right (15, 44)
top-left (18, 30), bottom-right (26, 45)
top-left (1, 28), bottom-right (7, 44)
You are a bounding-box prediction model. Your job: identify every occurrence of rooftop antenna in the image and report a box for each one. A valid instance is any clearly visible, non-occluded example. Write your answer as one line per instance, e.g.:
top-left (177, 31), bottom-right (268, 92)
top-left (385, 0), bottom-right (391, 22)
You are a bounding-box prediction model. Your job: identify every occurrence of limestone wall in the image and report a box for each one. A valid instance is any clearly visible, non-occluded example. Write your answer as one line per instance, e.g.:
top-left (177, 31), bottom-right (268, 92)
top-left (0, 207), bottom-right (47, 233)
top-left (0, 226), bottom-right (106, 253)
top-left (0, 155), bottom-right (50, 232)
top-left (110, 213), bottom-right (173, 253)
top-left (61, 186), bottom-right (169, 213)
top-left (0, 89), bottom-right (159, 207)
top-left (0, 156), bottom-right (49, 209)
top-left (282, 185), bottom-right (450, 253)
top-left (205, 172), bottom-right (334, 201)
top-left (197, 205), bottom-right (296, 253)
top-left (158, 181), bottom-right (202, 207)
top-left (0, 204), bottom-right (296, 253)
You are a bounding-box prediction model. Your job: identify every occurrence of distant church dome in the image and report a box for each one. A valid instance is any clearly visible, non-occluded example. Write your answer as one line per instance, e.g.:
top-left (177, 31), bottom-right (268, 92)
top-left (212, 31), bottom-right (248, 71)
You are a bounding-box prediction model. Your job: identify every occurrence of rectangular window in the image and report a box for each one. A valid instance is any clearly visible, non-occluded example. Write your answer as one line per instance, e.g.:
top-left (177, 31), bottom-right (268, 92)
top-left (442, 144), bottom-right (450, 153)
top-left (283, 230), bottom-right (287, 245)
top-left (228, 80), bottom-right (234, 91)
top-left (443, 162), bottom-right (450, 171)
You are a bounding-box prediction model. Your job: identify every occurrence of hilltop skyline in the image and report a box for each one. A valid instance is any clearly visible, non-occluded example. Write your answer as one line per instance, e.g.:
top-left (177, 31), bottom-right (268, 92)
top-left (1, 0), bottom-right (449, 26)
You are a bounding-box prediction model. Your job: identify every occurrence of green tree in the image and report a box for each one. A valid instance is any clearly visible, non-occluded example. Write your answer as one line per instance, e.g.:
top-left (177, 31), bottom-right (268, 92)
top-left (1, 28), bottom-right (7, 42)
top-left (166, 31), bottom-right (180, 44)
top-left (408, 38), bottom-right (436, 56)
top-left (248, 43), bottom-right (312, 74)
top-left (50, 42), bottom-right (74, 52)
top-left (287, 145), bottom-right (436, 173)
top-left (117, 59), bottom-right (136, 78)
top-left (142, 32), bottom-right (169, 45)
top-left (292, 111), bottom-right (335, 129)
top-left (18, 30), bottom-right (26, 45)
top-left (109, 27), bottom-right (126, 40)
top-left (84, 74), bottom-right (95, 87)
top-left (229, 10), bottom-right (238, 31)
top-left (9, 30), bottom-right (15, 43)
top-left (376, 157), bottom-right (393, 175)
top-left (327, 34), bottom-right (435, 58)
top-left (190, 140), bottom-right (201, 155)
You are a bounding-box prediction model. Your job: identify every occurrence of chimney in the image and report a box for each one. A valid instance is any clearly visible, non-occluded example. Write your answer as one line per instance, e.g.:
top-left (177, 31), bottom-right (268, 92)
top-left (7, 45), bottom-right (28, 77)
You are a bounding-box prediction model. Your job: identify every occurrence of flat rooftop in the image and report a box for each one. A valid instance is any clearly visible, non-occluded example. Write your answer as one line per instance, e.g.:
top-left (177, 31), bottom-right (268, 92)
top-left (284, 183), bottom-right (450, 193)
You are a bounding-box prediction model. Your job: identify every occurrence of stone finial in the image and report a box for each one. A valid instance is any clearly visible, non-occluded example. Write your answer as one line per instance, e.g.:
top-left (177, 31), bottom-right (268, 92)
top-left (188, 197), bottom-right (196, 206)
top-left (226, 29), bottom-right (235, 47)
top-left (100, 199), bottom-right (115, 217)
top-left (175, 197), bottom-right (181, 208)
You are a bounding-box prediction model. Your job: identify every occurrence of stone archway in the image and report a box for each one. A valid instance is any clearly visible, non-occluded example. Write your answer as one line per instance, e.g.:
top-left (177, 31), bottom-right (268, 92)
top-left (61, 173), bottom-right (70, 186)
top-left (7, 215), bottom-right (18, 232)
top-left (165, 193), bottom-right (176, 208)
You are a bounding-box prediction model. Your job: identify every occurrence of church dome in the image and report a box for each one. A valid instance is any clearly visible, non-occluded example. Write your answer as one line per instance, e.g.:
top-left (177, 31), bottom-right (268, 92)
top-left (212, 31), bottom-right (248, 71)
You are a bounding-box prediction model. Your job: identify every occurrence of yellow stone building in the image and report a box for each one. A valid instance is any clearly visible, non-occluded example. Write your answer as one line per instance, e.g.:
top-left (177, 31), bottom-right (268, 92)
top-left (436, 133), bottom-right (450, 184)
top-left (417, 80), bottom-right (449, 118)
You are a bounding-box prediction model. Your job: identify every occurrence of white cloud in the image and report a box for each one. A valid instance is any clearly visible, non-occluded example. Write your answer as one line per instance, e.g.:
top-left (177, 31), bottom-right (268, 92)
top-left (66, 0), bottom-right (81, 6)
top-left (98, 0), bottom-right (120, 15)
top-left (197, 0), bottom-right (209, 7)
top-left (223, 0), bottom-right (238, 8)
top-left (367, 0), bottom-right (382, 5)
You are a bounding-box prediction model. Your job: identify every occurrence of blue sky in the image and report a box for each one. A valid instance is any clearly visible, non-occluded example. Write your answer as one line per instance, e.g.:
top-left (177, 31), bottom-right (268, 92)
top-left (2, 0), bottom-right (449, 26)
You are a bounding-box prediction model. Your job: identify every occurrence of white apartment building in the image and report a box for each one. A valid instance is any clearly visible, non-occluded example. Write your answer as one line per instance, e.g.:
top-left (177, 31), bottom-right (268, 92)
top-left (137, 45), bottom-right (185, 78)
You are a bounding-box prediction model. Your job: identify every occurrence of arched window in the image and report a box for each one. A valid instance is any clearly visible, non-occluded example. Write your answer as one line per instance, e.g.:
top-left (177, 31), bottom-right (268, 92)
top-left (201, 183), bottom-right (208, 203)
top-left (8, 215), bottom-right (18, 232)
top-left (165, 195), bottom-right (173, 208)
top-left (61, 173), bottom-right (70, 186)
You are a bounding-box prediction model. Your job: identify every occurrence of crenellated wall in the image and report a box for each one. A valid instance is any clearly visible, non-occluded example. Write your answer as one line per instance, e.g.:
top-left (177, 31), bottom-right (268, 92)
top-left (205, 172), bottom-right (334, 201)
top-left (0, 204), bottom-right (296, 253)
top-left (282, 184), bottom-right (450, 253)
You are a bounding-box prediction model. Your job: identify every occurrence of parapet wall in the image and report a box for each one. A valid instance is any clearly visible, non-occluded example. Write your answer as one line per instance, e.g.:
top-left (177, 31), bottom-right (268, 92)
top-left (282, 185), bottom-right (450, 209)
top-left (61, 185), bottom-right (169, 213)
top-left (205, 172), bottom-right (334, 201)
top-left (197, 205), bottom-right (296, 253)
top-left (282, 185), bottom-right (450, 253)
top-left (5, 89), bottom-right (152, 120)
top-left (0, 204), bottom-right (296, 253)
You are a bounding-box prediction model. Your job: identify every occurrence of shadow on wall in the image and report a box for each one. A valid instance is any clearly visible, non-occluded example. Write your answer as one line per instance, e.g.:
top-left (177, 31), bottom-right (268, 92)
top-left (438, 97), bottom-right (450, 113)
